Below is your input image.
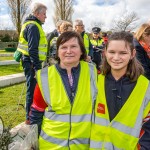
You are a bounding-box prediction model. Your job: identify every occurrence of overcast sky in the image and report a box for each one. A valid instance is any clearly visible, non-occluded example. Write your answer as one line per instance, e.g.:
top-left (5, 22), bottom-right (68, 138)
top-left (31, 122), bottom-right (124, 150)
top-left (0, 0), bottom-right (150, 33)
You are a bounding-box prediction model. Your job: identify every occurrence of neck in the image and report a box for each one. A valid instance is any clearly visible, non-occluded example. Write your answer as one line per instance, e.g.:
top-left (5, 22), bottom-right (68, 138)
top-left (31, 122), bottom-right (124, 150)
top-left (111, 69), bottom-right (126, 80)
top-left (59, 62), bottom-right (79, 75)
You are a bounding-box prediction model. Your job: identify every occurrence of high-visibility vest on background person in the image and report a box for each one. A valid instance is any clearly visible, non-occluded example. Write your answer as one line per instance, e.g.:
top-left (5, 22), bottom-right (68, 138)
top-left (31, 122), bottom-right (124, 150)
top-left (36, 61), bottom-right (98, 150)
top-left (90, 38), bottom-right (103, 47)
top-left (17, 21), bottom-right (48, 61)
top-left (90, 74), bottom-right (150, 150)
top-left (83, 33), bottom-right (90, 55)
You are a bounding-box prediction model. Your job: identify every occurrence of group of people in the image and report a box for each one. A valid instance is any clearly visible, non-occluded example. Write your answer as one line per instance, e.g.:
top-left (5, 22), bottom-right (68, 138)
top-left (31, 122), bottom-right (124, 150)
top-left (16, 2), bottom-right (150, 150)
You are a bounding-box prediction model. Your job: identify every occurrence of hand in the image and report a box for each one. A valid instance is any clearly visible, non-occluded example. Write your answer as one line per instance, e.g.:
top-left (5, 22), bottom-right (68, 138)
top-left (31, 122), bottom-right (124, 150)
top-left (85, 56), bottom-right (91, 62)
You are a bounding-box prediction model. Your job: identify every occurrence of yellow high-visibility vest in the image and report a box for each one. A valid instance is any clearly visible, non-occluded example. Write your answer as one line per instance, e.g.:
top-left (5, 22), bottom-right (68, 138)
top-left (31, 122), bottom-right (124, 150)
top-left (83, 33), bottom-right (90, 54)
top-left (90, 74), bottom-right (150, 150)
top-left (90, 38), bottom-right (104, 47)
top-left (36, 61), bottom-right (98, 150)
top-left (17, 21), bottom-right (48, 61)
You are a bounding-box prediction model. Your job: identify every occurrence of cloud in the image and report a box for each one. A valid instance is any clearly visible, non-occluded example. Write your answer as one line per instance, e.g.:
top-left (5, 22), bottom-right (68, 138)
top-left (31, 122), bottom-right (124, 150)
top-left (0, 0), bottom-right (150, 33)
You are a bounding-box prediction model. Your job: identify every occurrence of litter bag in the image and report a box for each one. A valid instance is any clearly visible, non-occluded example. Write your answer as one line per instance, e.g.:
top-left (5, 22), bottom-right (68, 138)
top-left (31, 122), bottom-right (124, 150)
top-left (9, 123), bottom-right (38, 150)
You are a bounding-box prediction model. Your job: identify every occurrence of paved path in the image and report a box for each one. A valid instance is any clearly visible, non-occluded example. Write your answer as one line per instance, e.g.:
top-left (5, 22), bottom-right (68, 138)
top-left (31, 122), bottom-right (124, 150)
top-left (0, 73), bottom-right (25, 88)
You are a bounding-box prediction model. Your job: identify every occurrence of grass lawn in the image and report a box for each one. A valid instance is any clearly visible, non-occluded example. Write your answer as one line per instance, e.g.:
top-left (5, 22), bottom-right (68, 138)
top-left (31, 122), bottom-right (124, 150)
top-left (0, 56), bottom-right (14, 61)
top-left (0, 50), bottom-right (14, 53)
top-left (0, 64), bottom-right (23, 76)
top-left (0, 82), bottom-right (26, 128)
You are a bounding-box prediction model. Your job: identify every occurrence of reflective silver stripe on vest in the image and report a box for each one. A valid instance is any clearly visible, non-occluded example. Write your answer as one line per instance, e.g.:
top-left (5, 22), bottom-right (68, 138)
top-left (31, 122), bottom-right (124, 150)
top-left (95, 117), bottom-right (109, 126)
top-left (40, 130), bottom-right (68, 147)
top-left (70, 138), bottom-right (89, 145)
top-left (40, 67), bottom-right (51, 109)
top-left (45, 111), bottom-right (91, 122)
top-left (88, 63), bottom-right (98, 103)
top-left (18, 43), bottom-right (47, 55)
top-left (40, 44), bottom-right (47, 47)
top-left (39, 51), bottom-right (47, 55)
top-left (90, 140), bottom-right (120, 150)
top-left (94, 83), bottom-right (150, 138)
top-left (18, 44), bottom-right (28, 51)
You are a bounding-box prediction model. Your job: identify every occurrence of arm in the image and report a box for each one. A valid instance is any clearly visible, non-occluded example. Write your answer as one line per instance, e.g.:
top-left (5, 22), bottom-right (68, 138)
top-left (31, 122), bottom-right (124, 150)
top-left (138, 111), bottom-right (150, 150)
top-left (29, 84), bottom-right (48, 135)
top-left (25, 24), bottom-right (42, 71)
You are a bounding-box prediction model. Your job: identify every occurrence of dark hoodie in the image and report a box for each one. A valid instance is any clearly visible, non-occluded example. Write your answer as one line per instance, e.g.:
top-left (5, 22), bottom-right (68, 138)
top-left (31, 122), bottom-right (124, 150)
top-left (22, 15), bottom-right (43, 71)
top-left (105, 73), bottom-right (136, 121)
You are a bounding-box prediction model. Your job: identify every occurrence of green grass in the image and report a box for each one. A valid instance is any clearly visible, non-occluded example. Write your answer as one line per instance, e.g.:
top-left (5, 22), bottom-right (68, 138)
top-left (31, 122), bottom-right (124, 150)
top-left (0, 82), bottom-right (26, 128)
top-left (0, 50), bottom-right (14, 53)
top-left (0, 64), bottom-right (23, 76)
top-left (0, 56), bottom-right (14, 61)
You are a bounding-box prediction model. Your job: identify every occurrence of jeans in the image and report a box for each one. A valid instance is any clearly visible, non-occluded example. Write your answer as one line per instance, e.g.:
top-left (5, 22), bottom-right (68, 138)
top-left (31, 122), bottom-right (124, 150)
top-left (22, 61), bottom-right (37, 120)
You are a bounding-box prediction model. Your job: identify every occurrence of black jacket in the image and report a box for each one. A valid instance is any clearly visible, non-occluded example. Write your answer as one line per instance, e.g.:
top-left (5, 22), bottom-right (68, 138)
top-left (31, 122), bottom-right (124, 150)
top-left (22, 15), bottom-right (43, 71)
top-left (133, 38), bottom-right (150, 80)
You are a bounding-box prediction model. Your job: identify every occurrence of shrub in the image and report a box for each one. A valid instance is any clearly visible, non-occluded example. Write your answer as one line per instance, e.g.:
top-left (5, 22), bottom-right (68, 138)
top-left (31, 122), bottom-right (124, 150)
top-left (1, 34), bottom-right (11, 42)
top-left (5, 47), bottom-right (16, 52)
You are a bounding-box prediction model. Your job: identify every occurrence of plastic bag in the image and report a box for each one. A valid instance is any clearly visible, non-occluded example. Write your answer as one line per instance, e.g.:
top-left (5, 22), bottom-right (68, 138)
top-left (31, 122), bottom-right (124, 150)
top-left (14, 50), bottom-right (22, 62)
top-left (9, 123), bottom-right (38, 150)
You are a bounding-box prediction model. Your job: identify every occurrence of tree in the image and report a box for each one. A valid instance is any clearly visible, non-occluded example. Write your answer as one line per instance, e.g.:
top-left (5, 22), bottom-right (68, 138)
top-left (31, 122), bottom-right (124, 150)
top-left (6, 0), bottom-right (31, 35)
top-left (111, 12), bottom-right (139, 32)
top-left (53, 0), bottom-right (74, 25)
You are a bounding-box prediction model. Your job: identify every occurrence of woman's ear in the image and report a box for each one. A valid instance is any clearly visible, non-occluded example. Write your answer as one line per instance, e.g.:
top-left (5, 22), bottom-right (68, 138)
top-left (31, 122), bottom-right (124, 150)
top-left (131, 49), bottom-right (136, 59)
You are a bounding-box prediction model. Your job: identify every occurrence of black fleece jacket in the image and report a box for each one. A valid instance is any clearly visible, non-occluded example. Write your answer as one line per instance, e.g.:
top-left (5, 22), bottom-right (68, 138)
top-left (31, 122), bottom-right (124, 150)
top-left (133, 38), bottom-right (150, 80)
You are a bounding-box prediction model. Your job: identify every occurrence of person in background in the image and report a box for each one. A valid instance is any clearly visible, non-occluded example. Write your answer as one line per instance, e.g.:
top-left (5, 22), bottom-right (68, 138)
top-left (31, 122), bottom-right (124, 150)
top-left (90, 27), bottom-right (104, 73)
top-left (17, 2), bottom-right (47, 124)
top-left (30, 31), bottom-right (98, 149)
top-left (46, 20), bottom-right (64, 55)
top-left (134, 23), bottom-right (150, 80)
top-left (90, 31), bottom-right (150, 149)
top-left (74, 19), bottom-right (93, 62)
top-left (47, 21), bottom-right (73, 65)
top-left (102, 32), bottom-right (108, 44)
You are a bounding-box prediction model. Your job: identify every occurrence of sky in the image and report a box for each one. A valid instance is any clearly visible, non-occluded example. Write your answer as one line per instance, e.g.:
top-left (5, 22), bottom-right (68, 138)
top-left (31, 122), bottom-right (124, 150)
top-left (0, 0), bottom-right (150, 33)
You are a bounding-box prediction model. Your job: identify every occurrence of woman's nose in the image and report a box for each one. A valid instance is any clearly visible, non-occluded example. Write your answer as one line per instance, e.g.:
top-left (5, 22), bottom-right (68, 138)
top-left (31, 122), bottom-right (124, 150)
top-left (113, 54), bottom-right (120, 60)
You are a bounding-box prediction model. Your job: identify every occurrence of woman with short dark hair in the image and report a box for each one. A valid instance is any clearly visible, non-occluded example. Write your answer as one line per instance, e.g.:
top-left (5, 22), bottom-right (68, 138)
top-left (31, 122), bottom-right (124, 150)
top-left (30, 31), bottom-right (98, 149)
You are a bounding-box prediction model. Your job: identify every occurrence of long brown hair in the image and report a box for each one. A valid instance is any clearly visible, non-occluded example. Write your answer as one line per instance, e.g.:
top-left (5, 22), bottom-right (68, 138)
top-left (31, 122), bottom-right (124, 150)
top-left (101, 31), bottom-right (144, 81)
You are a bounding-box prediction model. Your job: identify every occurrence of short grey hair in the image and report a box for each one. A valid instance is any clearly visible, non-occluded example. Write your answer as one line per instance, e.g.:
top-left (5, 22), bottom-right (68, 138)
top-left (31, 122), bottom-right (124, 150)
top-left (73, 19), bottom-right (83, 28)
top-left (32, 2), bottom-right (47, 15)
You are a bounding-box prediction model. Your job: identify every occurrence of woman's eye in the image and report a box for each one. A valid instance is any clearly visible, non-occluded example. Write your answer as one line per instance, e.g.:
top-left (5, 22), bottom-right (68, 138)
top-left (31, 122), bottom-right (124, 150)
top-left (109, 51), bottom-right (115, 54)
top-left (61, 46), bottom-right (67, 50)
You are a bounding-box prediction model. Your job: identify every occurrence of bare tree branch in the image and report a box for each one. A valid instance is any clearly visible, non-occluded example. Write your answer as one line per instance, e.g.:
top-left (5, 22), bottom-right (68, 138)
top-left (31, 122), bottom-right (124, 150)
top-left (111, 11), bottom-right (139, 32)
top-left (6, 0), bottom-right (31, 35)
top-left (53, 0), bottom-right (74, 25)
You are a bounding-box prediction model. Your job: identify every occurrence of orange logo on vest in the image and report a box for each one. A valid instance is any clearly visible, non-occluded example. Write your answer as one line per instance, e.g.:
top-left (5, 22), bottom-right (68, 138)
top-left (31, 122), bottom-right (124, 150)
top-left (97, 103), bottom-right (105, 114)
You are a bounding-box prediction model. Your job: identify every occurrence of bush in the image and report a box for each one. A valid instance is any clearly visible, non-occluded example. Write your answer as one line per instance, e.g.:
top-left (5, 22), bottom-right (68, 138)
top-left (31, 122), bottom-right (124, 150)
top-left (5, 47), bottom-right (16, 52)
top-left (1, 34), bottom-right (11, 42)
